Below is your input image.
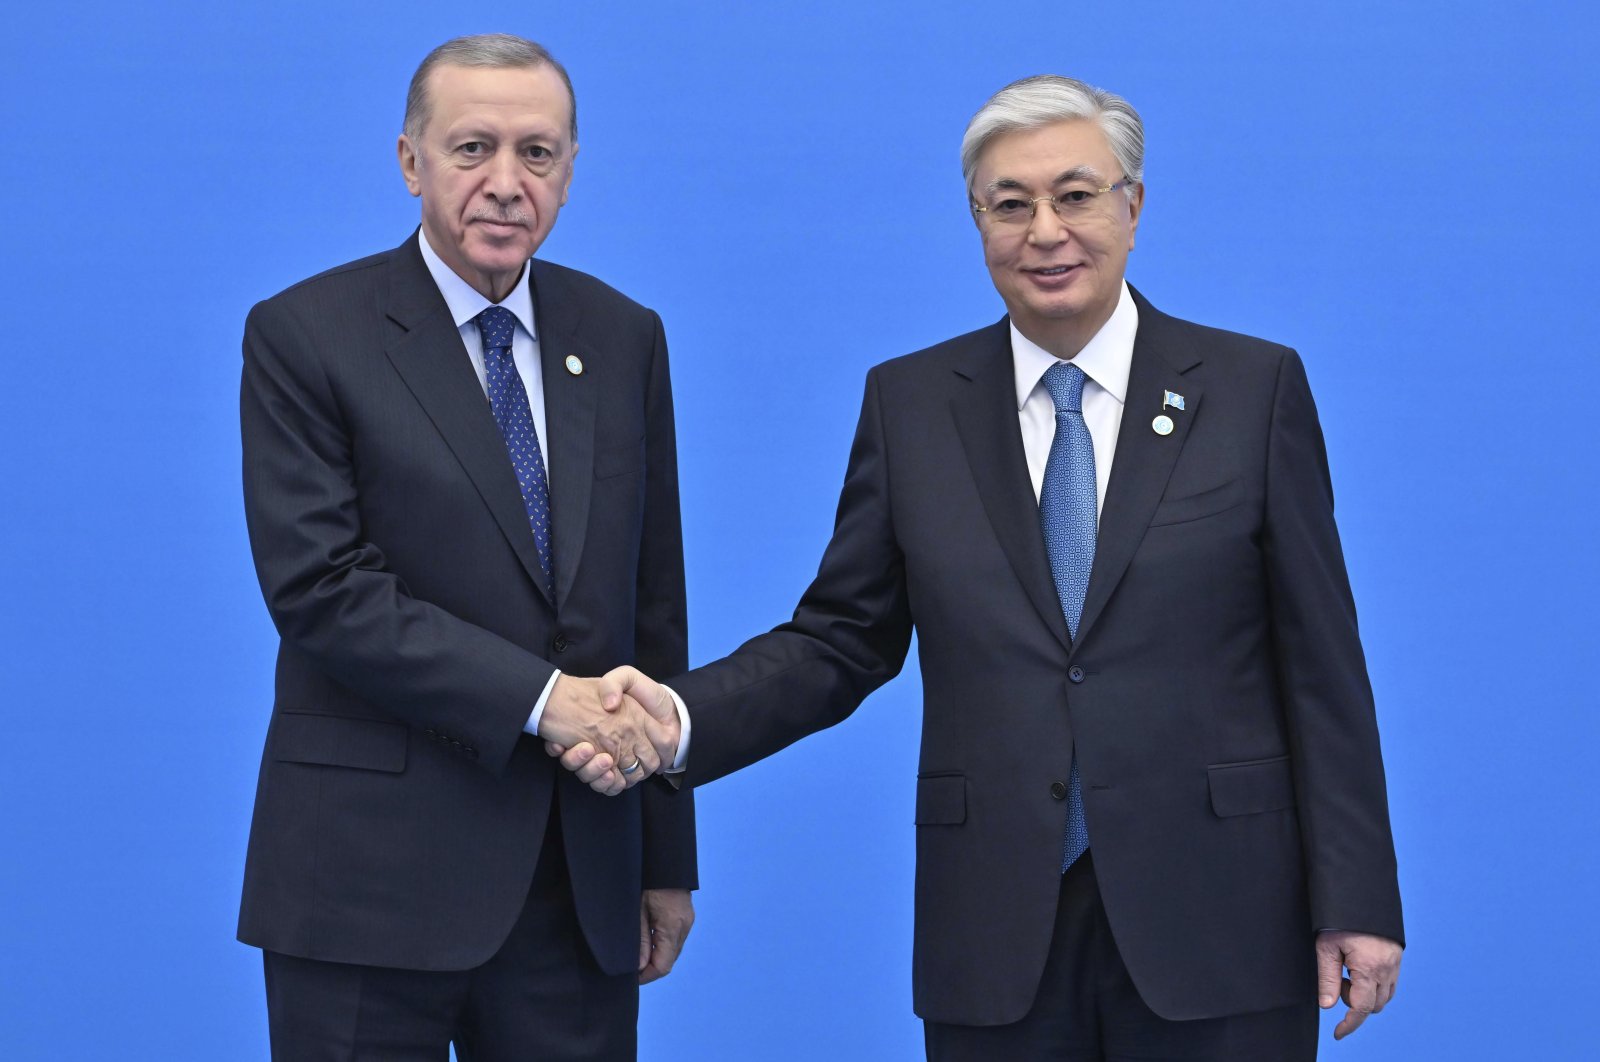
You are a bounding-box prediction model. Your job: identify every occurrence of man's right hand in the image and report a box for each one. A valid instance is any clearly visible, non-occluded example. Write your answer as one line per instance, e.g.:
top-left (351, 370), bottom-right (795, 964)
top-left (537, 674), bottom-right (669, 795)
top-left (544, 667), bottom-right (680, 795)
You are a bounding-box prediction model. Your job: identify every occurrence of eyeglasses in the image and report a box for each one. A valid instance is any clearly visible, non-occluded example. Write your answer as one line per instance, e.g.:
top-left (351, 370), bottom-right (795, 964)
top-left (972, 177), bottom-right (1134, 226)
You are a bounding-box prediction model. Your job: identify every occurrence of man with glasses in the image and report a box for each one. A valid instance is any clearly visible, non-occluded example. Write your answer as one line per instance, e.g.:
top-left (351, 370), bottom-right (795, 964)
top-left (562, 75), bottom-right (1404, 1059)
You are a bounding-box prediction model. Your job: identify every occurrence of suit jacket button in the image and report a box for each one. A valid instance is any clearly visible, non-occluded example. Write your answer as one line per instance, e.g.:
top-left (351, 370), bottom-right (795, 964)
top-left (553, 634), bottom-right (569, 653)
top-left (1068, 665), bottom-right (1085, 684)
top-left (1051, 781), bottom-right (1068, 800)
top-left (424, 728), bottom-right (437, 739)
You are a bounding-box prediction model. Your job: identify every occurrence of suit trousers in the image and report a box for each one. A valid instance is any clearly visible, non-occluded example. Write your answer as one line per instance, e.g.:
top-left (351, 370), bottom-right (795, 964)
top-left (263, 803), bottom-right (638, 1062)
top-left (924, 854), bottom-right (1318, 1061)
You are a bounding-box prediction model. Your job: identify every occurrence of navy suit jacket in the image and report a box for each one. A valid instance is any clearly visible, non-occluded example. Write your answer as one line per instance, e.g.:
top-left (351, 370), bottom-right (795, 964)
top-left (670, 289), bottom-right (1402, 1024)
top-left (237, 233), bottom-right (696, 975)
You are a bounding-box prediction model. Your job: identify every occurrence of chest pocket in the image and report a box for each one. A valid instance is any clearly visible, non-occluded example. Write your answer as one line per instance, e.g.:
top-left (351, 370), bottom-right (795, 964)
top-left (594, 435), bottom-right (645, 480)
top-left (1149, 480), bottom-right (1243, 527)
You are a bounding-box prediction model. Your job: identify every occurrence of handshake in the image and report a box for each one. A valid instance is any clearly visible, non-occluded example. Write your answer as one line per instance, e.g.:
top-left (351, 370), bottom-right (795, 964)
top-left (537, 668), bottom-right (679, 795)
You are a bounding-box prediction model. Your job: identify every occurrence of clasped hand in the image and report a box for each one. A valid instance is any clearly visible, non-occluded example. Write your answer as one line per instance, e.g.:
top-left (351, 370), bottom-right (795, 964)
top-left (538, 670), bottom-right (676, 795)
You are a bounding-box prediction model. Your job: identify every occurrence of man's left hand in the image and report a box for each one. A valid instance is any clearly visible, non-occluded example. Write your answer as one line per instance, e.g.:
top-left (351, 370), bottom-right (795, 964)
top-left (1315, 930), bottom-right (1402, 1039)
top-left (639, 888), bottom-right (694, 984)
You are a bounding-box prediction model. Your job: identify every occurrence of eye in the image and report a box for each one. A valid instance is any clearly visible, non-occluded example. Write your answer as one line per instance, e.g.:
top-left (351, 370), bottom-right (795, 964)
top-left (992, 198), bottom-right (1029, 216)
top-left (457, 141), bottom-right (487, 157)
top-left (520, 144), bottom-right (558, 169)
top-left (1059, 189), bottom-right (1094, 205)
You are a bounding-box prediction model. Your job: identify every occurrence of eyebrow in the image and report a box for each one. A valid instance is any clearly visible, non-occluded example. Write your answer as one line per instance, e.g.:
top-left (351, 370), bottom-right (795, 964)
top-left (444, 124), bottom-right (563, 145)
top-left (981, 165), bottom-right (1109, 196)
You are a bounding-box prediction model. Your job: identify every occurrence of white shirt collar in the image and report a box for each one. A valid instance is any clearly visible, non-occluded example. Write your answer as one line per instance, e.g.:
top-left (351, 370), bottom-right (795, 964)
top-left (417, 228), bottom-right (538, 340)
top-left (1012, 281), bottom-right (1138, 410)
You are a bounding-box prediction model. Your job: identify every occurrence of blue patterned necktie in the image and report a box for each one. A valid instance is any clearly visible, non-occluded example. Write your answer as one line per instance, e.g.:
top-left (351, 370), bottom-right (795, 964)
top-left (475, 306), bottom-right (554, 597)
top-left (1039, 360), bottom-right (1097, 872)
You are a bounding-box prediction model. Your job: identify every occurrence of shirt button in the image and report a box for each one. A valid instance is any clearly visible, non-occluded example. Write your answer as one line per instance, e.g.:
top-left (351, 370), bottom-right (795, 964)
top-left (1051, 781), bottom-right (1068, 800)
top-left (1068, 665), bottom-right (1086, 684)
top-left (553, 634), bottom-right (569, 653)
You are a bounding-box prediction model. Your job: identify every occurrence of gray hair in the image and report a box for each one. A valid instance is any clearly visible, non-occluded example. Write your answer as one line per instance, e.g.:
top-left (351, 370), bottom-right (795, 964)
top-left (403, 34), bottom-right (577, 144)
top-left (960, 75), bottom-right (1143, 195)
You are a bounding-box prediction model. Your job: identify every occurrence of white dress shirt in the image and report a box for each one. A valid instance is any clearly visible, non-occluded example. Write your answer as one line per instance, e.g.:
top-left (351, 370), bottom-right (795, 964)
top-left (418, 233), bottom-right (564, 736)
top-left (418, 230), bottom-right (551, 467)
top-left (665, 283), bottom-right (1140, 768)
top-left (1013, 281), bottom-right (1138, 512)
top-left (418, 233), bottom-right (691, 764)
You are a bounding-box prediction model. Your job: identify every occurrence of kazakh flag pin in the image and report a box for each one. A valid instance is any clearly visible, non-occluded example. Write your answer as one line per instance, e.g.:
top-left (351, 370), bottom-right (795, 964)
top-left (1162, 390), bottom-right (1185, 411)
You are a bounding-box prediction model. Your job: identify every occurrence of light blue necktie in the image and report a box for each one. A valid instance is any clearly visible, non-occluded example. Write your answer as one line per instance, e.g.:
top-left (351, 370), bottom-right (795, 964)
top-left (476, 306), bottom-right (554, 597)
top-left (1039, 361), bottom-right (1096, 872)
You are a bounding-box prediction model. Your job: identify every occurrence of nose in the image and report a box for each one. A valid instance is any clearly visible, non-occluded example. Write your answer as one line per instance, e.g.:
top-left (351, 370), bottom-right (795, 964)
top-left (1026, 199), bottom-right (1068, 248)
top-left (482, 148), bottom-right (523, 203)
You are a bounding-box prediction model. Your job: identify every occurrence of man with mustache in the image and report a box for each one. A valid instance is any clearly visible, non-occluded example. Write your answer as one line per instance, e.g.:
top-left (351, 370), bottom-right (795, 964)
top-left (561, 75), bottom-right (1404, 1059)
top-left (237, 33), bottom-right (694, 1060)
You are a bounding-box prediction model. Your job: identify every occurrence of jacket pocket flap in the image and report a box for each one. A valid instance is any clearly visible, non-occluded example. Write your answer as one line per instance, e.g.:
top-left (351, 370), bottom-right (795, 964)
top-left (273, 712), bottom-right (408, 773)
top-left (1150, 480), bottom-right (1244, 527)
top-left (594, 436), bottom-right (646, 479)
top-left (1208, 755), bottom-right (1295, 817)
top-left (915, 773), bottom-right (967, 825)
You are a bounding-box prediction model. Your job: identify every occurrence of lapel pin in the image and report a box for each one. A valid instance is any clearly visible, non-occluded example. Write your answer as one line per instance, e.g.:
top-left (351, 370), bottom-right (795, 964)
top-left (564, 355), bottom-right (584, 376)
top-left (1152, 414), bottom-right (1174, 436)
top-left (1162, 390), bottom-right (1186, 411)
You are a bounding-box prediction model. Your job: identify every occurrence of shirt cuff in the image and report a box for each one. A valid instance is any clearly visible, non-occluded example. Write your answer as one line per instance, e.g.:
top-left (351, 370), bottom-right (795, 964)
top-left (524, 670), bottom-right (563, 735)
top-left (662, 685), bottom-right (691, 772)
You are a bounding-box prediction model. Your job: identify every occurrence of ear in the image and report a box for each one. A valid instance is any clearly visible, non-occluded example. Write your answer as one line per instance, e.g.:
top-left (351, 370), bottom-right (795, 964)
top-left (1126, 181), bottom-right (1144, 250)
top-left (397, 135), bottom-right (422, 197)
top-left (559, 141), bottom-right (579, 207)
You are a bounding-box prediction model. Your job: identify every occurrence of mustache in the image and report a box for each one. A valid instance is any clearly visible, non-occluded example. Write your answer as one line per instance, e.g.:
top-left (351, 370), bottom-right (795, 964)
top-left (469, 206), bottom-right (531, 226)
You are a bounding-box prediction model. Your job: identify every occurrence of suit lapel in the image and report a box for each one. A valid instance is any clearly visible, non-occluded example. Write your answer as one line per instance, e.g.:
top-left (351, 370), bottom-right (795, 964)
top-left (380, 235), bottom-right (555, 605)
top-left (950, 321), bottom-right (1073, 653)
top-left (1073, 290), bottom-right (1204, 649)
top-left (530, 260), bottom-right (597, 612)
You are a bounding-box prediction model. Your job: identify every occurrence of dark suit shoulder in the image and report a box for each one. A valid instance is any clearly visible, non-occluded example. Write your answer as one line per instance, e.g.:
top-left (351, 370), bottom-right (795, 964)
top-left (1167, 314), bottom-right (1293, 357)
top-left (868, 320), bottom-right (1010, 384)
top-left (1135, 296), bottom-right (1300, 378)
top-left (533, 259), bottom-right (652, 313)
top-left (258, 247), bottom-right (394, 310)
top-left (244, 249), bottom-right (395, 356)
top-left (240, 246), bottom-right (409, 388)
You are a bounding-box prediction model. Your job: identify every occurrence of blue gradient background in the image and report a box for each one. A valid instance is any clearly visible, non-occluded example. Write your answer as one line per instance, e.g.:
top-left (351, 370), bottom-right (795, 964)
top-left (2, 2), bottom-right (1595, 1058)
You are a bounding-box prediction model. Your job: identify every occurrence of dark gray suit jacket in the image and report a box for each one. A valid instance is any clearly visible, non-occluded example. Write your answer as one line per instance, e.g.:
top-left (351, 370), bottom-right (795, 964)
top-left (670, 289), bottom-right (1402, 1025)
top-left (237, 233), bottom-right (695, 975)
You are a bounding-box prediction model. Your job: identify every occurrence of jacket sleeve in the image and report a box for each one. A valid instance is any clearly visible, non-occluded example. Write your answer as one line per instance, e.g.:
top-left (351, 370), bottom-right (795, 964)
top-left (1263, 349), bottom-right (1404, 945)
top-left (240, 295), bottom-right (553, 775)
top-left (670, 367), bottom-right (914, 788)
top-left (632, 311), bottom-right (698, 890)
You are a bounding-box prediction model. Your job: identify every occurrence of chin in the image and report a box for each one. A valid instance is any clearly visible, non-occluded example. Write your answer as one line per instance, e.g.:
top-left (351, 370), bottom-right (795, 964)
top-left (1024, 297), bottom-right (1091, 321)
top-left (467, 247), bottom-right (534, 276)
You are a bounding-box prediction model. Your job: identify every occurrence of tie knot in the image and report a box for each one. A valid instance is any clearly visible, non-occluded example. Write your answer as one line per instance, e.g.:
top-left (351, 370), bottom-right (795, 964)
top-left (1042, 361), bottom-right (1087, 414)
top-left (475, 306), bottom-right (518, 351)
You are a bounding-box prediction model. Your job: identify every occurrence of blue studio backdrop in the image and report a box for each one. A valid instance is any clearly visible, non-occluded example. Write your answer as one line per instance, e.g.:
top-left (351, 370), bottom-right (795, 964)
top-left (2, 2), bottom-right (1596, 1058)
